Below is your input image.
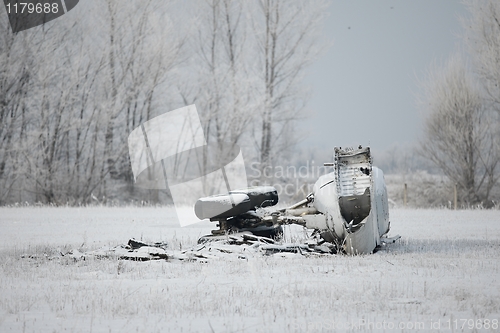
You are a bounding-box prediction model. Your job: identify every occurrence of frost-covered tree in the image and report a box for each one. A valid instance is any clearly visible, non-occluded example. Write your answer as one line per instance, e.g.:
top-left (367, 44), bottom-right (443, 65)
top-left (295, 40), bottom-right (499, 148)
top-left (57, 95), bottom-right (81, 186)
top-left (251, 0), bottom-right (328, 176)
top-left (190, 0), bottom-right (256, 153)
top-left (419, 56), bottom-right (499, 205)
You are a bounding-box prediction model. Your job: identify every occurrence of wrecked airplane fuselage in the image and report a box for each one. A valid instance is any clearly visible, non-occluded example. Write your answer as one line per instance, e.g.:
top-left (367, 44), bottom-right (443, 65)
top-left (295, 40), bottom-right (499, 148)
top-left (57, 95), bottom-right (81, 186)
top-left (300, 146), bottom-right (390, 254)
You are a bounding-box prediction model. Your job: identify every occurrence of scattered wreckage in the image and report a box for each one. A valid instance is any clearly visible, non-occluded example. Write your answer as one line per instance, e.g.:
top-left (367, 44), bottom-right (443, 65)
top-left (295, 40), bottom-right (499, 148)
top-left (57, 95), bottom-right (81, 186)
top-left (107, 137), bottom-right (400, 260)
top-left (58, 235), bottom-right (337, 263)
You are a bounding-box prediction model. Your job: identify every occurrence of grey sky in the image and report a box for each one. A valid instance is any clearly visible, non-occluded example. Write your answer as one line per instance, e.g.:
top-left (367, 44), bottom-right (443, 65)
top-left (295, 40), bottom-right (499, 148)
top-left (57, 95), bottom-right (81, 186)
top-left (302, 0), bottom-right (469, 151)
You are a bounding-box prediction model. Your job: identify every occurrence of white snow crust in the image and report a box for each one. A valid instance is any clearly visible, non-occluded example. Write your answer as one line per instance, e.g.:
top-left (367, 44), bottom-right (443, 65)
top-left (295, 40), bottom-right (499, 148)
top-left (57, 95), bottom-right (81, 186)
top-left (0, 207), bottom-right (499, 332)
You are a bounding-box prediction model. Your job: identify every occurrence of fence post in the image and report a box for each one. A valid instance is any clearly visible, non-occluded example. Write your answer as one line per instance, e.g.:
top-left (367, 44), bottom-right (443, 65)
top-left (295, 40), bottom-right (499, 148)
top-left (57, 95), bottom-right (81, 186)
top-left (404, 183), bottom-right (407, 207)
top-left (454, 183), bottom-right (457, 210)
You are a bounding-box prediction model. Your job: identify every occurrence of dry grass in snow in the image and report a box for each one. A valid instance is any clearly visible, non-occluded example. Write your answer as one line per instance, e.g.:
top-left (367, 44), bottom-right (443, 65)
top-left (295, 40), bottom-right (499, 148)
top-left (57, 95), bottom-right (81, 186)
top-left (0, 207), bottom-right (499, 332)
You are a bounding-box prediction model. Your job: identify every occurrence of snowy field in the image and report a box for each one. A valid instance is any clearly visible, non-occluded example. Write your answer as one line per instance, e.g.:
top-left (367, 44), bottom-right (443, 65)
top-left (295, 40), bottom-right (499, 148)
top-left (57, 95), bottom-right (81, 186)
top-left (1, 207), bottom-right (499, 332)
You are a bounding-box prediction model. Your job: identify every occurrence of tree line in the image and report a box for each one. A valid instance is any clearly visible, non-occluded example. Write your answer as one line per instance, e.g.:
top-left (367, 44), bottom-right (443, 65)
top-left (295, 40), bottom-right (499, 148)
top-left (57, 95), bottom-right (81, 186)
top-left (0, 0), bottom-right (327, 205)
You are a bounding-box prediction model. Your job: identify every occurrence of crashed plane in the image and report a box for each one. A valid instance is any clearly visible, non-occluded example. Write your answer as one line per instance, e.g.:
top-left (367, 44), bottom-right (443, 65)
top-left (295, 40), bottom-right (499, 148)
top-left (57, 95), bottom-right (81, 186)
top-left (195, 146), bottom-right (398, 254)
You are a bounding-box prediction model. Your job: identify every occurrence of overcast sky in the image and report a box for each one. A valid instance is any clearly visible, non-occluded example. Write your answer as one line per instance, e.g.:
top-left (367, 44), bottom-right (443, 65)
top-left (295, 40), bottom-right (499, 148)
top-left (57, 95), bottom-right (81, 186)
top-left (302, 0), bottom-right (469, 151)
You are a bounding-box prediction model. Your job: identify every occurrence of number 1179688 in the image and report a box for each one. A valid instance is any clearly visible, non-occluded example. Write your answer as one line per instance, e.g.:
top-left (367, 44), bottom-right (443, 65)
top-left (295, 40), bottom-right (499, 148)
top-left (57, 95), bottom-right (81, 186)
top-left (5, 2), bottom-right (59, 14)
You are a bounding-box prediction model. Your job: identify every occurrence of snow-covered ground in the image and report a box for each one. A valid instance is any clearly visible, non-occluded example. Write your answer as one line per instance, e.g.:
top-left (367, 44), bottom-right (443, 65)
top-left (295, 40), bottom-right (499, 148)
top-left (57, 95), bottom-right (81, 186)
top-left (1, 207), bottom-right (499, 332)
